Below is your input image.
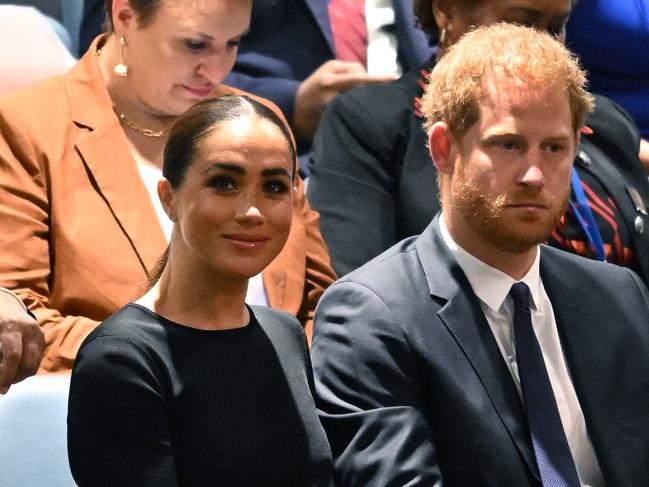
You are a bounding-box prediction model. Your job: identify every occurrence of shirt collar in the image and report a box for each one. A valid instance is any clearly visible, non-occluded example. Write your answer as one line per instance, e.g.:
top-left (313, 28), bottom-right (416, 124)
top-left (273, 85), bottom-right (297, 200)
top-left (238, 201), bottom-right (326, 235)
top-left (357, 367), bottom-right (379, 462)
top-left (439, 215), bottom-right (542, 312)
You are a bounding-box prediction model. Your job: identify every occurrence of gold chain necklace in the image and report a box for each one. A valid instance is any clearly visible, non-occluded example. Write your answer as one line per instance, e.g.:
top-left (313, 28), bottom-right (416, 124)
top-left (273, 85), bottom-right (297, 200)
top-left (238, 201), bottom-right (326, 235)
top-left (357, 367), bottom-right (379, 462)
top-left (97, 44), bottom-right (169, 138)
top-left (112, 105), bottom-right (169, 138)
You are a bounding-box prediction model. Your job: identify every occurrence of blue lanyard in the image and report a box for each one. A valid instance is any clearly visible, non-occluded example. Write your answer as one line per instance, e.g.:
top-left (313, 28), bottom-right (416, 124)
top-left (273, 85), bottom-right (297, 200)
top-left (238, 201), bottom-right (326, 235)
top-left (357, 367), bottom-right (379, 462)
top-left (569, 167), bottom-right (606, 262)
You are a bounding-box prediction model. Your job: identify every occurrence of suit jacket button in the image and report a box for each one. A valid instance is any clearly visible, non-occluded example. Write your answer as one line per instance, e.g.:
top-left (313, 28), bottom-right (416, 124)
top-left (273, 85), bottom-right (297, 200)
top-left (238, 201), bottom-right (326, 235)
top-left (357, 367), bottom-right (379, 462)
top-left (635, 216), bottom-right (645, 235)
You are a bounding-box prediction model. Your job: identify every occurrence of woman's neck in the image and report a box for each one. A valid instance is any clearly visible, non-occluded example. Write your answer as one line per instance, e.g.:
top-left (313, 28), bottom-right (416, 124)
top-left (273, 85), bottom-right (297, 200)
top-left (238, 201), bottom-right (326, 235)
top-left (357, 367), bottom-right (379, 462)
top-left (138, 250), bottom-right (250, 331)
top-left (97, 34), bottom-right (176, 142)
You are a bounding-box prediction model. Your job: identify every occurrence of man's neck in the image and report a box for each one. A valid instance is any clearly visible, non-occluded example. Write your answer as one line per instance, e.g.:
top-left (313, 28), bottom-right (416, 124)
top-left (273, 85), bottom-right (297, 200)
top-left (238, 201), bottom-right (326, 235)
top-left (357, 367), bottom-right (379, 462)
top-left (442, 213), bottom-right (538, 281)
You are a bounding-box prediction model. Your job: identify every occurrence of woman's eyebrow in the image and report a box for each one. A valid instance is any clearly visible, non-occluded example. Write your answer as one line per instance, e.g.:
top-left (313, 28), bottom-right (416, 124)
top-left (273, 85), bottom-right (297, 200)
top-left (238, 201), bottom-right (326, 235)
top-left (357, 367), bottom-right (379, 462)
top-left (262, 168), bottom-right (292, 178)
top-left (202, 163), bottom-right (245, 175)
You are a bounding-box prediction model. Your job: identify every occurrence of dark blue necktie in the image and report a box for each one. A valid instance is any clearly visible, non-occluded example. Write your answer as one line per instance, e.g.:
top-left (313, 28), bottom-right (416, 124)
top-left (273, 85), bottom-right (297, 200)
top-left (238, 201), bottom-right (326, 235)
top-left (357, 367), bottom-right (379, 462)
top-left (510, 282), bottom-right (581, 487)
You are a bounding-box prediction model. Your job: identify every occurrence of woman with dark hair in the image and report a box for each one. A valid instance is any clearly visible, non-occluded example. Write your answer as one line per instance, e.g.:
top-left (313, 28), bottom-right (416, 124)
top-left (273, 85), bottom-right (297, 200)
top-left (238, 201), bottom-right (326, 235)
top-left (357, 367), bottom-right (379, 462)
top-left (67, 95), bottom-right (332, 487)
top-left (307, 0), bottom-right (649, 285)
top-left (0, 0), bottom-right (335, 374)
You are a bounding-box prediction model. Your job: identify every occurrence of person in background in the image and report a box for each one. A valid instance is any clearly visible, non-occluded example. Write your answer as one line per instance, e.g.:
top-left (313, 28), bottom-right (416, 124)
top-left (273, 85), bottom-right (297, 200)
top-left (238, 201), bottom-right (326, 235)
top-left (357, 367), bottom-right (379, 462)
top-left (0, 287), bottom-right (44, 394)
top-left (78, 0), bottom-right (418, 173)
top-left (566, 0), bottom-right (649, 168)
top-left (224, 0), bottom-right (433, 171)
top-left (68, 95), bottom-right (332, 486)
top-left (0, 0), bottom-right (336, 374)
top-left (307, 0), bottom-right (649, 285)
top-left (312, 23), bottom-right (649, 486)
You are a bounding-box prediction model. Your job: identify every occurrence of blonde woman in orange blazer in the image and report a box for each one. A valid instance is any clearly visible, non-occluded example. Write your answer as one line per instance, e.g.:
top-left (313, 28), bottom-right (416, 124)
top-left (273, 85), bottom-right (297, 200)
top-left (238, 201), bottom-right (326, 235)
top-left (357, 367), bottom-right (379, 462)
top-left (0, 0), bottom-right (335, 373)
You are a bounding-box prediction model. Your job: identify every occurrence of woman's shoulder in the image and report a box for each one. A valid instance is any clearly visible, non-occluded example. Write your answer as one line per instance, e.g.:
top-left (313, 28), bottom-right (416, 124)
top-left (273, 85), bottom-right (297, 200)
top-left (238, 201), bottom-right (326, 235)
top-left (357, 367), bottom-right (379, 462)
top-left (0, 72), bottom-right (69, 126)
top-left (249, 305), bottom-right (308, 352)
top-left (0, 70), bottom-right (77, 163)
top-left (79, 304), bottom-right (169, 359)
top-left (72, 304), bottom-right (174, 399)
top-left (0, 52), bottom-right (106, 147)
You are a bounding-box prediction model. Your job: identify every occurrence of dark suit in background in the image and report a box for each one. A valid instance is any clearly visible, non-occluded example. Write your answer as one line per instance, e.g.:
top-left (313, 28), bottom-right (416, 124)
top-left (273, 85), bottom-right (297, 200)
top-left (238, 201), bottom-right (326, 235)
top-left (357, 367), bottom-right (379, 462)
top-left (312, 216), bottom-right (649, 486)
top-left (224, 0), bottom-right (433, 169)
top-left (226, 0), bottom-right (431, 122)
top-left (79, 0), bottom-right (103, 56)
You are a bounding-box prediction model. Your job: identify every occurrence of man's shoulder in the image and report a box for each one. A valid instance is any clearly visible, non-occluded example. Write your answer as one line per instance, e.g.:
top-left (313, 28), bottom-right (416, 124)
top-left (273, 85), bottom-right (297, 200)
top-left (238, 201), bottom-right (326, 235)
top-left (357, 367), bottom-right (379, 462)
top-left (341, 235), bottom-right (419, 277)
top-left (329, 72), bottom-right (420, 123)
top-left (541, 245), bottom-right (645, 293)
top-left (325, 233), bottom-right (433, 311)
top-left (542, 244), bottom-right (625, 273)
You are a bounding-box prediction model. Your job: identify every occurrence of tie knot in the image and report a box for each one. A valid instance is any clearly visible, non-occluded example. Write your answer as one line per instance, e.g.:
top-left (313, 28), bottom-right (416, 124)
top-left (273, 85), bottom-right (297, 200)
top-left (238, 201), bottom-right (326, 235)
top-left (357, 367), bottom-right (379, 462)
top-left (510, 282), bottom-right (531, 309)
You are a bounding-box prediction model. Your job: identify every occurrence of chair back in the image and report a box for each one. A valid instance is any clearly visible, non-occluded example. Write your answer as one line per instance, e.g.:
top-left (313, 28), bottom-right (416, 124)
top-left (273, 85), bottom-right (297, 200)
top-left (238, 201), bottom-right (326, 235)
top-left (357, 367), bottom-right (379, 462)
top-left (0, 375), bottom-right (75, 487)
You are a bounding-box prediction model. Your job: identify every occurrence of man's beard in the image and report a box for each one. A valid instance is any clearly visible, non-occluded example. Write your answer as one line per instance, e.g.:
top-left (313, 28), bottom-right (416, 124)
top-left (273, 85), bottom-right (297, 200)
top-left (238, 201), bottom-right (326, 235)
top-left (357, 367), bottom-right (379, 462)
top-left (449, 163), bottom-right (568, 254)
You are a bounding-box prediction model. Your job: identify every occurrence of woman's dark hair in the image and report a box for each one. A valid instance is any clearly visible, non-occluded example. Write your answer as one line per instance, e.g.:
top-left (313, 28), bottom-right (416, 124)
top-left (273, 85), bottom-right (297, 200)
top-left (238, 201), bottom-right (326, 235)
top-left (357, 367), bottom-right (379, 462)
top-left (163, 94), bottom-right (296, 189)
top-left (413, 0), bottom-right (442, 42)
top-left (105, 0), bottom-right (162, 31)
top-left (146, 94), bottom-right (297, 287)
top-left (413, 0), bottom-right (578, 44)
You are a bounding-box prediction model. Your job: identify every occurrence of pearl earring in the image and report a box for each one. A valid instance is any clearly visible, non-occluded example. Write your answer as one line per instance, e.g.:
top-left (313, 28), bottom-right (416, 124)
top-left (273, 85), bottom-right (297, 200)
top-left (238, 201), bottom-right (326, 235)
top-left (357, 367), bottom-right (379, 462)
top-left (114, 36), bottom-right (129, 77)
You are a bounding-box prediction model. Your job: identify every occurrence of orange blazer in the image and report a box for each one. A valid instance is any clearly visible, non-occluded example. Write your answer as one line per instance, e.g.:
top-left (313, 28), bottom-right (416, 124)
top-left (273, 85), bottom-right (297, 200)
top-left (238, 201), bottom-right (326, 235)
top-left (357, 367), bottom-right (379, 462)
top-left (0, 44), bottom-right (336, 373)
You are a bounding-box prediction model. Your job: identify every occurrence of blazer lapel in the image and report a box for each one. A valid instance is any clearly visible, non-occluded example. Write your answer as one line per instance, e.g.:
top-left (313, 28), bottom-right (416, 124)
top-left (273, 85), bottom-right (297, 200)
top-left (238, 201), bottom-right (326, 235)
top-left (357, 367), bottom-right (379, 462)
top-left (539, 250), bottom-right (616, 482)
top-left (304, 0), bottom-right (335, 54)
top-left (65, 42), bottom-right (166, 276)
top-left (417, 217), bottom-right (540, 481)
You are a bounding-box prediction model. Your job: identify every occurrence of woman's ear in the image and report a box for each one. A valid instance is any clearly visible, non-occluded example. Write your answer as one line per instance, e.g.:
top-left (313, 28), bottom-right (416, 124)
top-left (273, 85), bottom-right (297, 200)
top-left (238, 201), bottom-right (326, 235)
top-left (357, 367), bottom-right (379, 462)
top-left (112, 0), bottom-right (136, 34)
top-left (432, 0), bottom-right (452, 32)
top-left (158, 178), bottom-right (178, 223)
top-left (433, 0), bottom-right (471, 48)
top-left (428, 122), bottom-right (456, 175)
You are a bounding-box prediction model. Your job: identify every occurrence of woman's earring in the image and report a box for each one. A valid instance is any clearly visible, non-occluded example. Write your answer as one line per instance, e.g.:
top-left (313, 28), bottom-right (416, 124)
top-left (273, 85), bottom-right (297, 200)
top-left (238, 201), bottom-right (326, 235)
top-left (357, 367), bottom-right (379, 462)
top-left (439, 28), bottom-right (447, 47)
top-left (114, 36), bottom-right (129, 77)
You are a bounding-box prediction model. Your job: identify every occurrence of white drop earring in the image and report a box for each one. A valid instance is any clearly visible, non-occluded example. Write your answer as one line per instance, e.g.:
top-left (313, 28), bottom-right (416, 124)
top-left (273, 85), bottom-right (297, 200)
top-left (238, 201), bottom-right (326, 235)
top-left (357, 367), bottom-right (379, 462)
top-left (114, 36), bottom-right (129, 77)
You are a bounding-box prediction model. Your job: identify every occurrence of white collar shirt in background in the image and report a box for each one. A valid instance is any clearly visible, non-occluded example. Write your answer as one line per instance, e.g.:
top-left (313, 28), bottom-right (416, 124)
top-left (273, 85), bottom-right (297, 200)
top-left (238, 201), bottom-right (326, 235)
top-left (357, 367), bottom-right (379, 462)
top-left (365, 0), bottom-right (400, 75)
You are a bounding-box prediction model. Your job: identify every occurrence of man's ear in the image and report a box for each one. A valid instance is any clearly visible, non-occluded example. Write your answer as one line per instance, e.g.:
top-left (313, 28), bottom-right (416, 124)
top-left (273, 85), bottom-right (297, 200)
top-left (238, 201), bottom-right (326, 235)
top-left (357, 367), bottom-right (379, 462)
top-left (158, 178), bottom-right (178, 223)
top-left (428, 122), bottom-right (456, 175)
top-left (112, 0), bottom-right (136, 34)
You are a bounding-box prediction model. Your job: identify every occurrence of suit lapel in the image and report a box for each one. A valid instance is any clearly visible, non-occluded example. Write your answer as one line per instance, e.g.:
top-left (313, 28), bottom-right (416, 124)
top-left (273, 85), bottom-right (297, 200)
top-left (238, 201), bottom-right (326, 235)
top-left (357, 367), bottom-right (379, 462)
top-left (539, 250), bottom-right (615, 480)
top-left (417, 217), bottom-right (540, 481)
top-left (64, 41), bottom-right (166, 276)
top-left (304, 0), bottom-right (335, 54)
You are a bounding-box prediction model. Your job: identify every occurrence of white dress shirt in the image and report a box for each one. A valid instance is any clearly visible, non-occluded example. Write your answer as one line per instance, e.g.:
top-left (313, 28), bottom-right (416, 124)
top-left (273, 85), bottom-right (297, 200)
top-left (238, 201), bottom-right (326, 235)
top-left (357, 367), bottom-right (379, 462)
top-left (136, 163), bottom-right (269, 306)
top-left (365, 0), bottom-right (400, 75)
top-left (439, 218), bottom-right (604, 487)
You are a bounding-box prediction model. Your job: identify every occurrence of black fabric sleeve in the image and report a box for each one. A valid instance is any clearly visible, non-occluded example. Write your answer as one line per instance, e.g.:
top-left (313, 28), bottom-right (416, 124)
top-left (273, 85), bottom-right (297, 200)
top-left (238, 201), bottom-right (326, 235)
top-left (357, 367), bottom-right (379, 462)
top-left (68, 335), bottom-right (177, 487)
top-left (312, 281), bottom-right (442, 486)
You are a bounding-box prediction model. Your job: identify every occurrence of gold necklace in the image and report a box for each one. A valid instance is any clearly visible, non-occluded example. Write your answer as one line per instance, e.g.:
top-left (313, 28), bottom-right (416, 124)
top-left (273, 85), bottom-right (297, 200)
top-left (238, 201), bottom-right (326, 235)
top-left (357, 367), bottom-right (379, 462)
top-left (112, 105), bottom-right (169, 138)
top-left (97, 44), bottom-right (170, 138)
